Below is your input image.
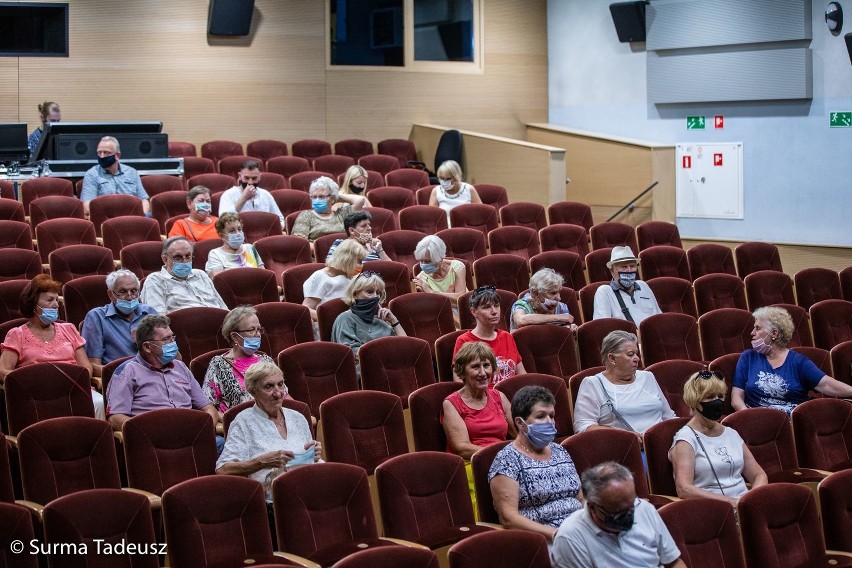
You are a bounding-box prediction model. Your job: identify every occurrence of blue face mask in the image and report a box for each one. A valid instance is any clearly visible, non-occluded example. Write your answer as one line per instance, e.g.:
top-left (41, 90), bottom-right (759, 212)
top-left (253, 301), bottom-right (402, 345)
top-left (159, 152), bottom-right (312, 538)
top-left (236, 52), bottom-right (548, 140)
top-left (288, 446), bottom-right (316, 468)
top-left (194, 202), bottom-right (212, 213)
top-left (155, 341), bottom-right (179, 365)
top-left (226, 232), bottom-right (245, 249)
top-left (38, 307), bottom-right (59, 325)
top-left (420, 261), bottom-right (439, 274)
top-left (114, 298), bottom-right (139, 315)
top-left (525, 422), bottom-right (557, 450)
top-left (311, 198), bottom-right (329, 214)
top-left (241, 336), bottom-right (261, 355)
top-left (171, 261), bottom-right (193, 278)
top-left (617, 271), bottom-right (637, 289)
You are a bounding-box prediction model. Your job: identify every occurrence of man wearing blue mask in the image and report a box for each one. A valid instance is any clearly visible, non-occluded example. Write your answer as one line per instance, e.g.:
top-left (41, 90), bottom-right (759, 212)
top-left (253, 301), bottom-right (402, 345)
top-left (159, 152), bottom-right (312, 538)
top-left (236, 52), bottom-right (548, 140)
top-left (592, 246), bottom-right (661, 326)
top-left (140, 236), bottom-right (227, 314)
top-left (106, 315), bottom-right (221, 446)
top-left (82, 269), bottom-right (157, 378)
top-left (80, 136), bottom-right (150, 216)
top-left (218, 160), bottom-right (285, 229)
top-left (551, 462), bottom-right (684, 568)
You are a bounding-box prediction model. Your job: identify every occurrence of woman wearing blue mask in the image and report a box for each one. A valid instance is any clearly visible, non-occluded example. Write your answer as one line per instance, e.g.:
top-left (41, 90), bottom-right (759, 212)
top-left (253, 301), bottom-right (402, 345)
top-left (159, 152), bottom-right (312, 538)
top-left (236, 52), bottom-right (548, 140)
top-left (203, 305), bottom-right (281, 413)
top-left (489, 386), bottom-right (584, 546)
top-left (168, 186), bottom-right (220, 242)
top-left (0, 274), bottom-right (103, 418)
top-left (205, 212), bottom-right (265, 278)
top-left (291, 176), bottom-right (366, 243)
top-left (413, 235), bottom-right (468, 302)
top-left (427, 160), bottom-right (482, 225)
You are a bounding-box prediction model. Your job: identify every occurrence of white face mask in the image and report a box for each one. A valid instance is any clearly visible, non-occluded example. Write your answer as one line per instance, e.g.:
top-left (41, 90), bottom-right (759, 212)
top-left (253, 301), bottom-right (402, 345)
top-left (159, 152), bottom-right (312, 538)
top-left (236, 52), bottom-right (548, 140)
top-left (439, 179), bottom-right (453, 191)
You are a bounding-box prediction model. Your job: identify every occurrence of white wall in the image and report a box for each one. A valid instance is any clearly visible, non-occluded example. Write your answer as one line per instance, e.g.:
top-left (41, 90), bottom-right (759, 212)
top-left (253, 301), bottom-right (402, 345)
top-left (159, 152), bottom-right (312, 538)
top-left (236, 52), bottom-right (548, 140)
top-left (547, 0), bottom-right (852, 247)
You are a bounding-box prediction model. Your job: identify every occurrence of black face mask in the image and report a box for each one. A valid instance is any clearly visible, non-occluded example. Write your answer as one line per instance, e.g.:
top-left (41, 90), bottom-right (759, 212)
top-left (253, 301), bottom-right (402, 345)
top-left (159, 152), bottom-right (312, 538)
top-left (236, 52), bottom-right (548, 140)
top-left (349, 183), bottom-right (365, 194)
top-left (351, 296), bottom-right (380, 323)
top-left (98, 154), bottom-right (117, 169)
top-left (698, 398), bottom-right (725, 421)
top-left (595, 503), bottom-right (635, 533)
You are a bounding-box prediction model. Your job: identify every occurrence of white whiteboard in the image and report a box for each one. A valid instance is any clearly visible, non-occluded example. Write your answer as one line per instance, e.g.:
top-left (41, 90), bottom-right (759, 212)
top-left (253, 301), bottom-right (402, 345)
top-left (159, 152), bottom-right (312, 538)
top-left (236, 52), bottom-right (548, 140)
top-left (676, 142), bottom-right (743, 219)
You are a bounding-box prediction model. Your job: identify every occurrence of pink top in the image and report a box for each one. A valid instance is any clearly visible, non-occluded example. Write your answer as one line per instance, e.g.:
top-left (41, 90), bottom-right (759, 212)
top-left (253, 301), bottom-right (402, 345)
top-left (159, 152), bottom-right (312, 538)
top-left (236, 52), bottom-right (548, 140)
top-left (453, 329), bottom-right (522, 387)
top-left (445, 389), bottom-right (507, 450)
top-left (1, 322), bottom-right (85, 367)
top-left (231, 355), bottom-right (259, 390)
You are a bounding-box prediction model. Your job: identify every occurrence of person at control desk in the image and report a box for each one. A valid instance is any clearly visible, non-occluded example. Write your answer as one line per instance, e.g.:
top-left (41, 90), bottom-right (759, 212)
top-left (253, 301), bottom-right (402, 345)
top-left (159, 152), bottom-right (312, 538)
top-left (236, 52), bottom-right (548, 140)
top-left (592, 246), bottom-right (661, 326)
top-left (80, 136), bottom-right (150, 217)
top-left (27, 101), bottom-right (61, 158)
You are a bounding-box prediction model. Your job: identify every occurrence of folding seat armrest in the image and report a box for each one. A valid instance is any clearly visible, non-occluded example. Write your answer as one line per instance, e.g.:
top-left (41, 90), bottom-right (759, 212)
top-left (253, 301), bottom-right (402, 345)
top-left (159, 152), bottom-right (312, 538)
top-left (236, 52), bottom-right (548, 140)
top-left (379, 538), bottom-right (430, 549)
top-left (476, 522), bottom-right (504, 529)
top-left (121, 487), bottom-right (162, 510)
top-left (4, 435), bottom-right (17, 449)
top-left (216, 422), bottom-right (224, 436)
top-left (15, 499), bottom-right (44, 523)
top-left (273, 552), bottom-right (321, 568)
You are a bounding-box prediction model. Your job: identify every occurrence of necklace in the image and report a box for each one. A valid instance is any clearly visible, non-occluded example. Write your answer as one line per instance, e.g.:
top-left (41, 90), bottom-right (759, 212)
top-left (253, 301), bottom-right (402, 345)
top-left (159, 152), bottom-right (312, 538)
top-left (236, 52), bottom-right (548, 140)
top-left (442, 185), bottom-right (463, 199)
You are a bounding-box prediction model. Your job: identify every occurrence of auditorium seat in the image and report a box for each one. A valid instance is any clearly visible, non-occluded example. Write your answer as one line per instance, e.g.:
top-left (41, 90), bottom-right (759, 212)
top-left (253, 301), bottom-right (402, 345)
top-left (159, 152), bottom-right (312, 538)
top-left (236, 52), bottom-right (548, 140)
top-left (28, 195), bottom-right (85, 229)
top-left (359, 154), bottom-right (400, 177)
top-left (487, 226), bottom-right (540, 260)
top-left (436, 228), bottom-right (487, 263)
top-left (20, 177), bottom-right (74, 212)
top-left (473, 184), bottom-right (509, 213)
top-left (289, 170), bottom-right (333, 192)
top-left (168, 140), bottom-right (197, 157)
top-left (589, 221), bottom-right (638, 252)
top-left (314, 154), bottom-right (356, 179)
top-left (292, 139), bottom-right (332, 165)
top-left (547, 201), bottom-right (594, 233)
top-left (181, 156), bottom-right (216, 179)
top-left (187, 172), bottom-right (235, 194)
top-left (247, 139), bottom-right (288, 165)
top-left (499, 201), bottom-right (547, 232)
top-left (636, 221), bottom-right (683, 251)
top-left (794, 267), bottom-right (843, 310)
top-left (377, 138), bottom-right (417, 169)
top-left (734, 241), bottom-right (783, 278)
top-left (141, 174), bottom-right (185, 196)
top-left (335, 138), bottom-right (374, 162)
top-left (200, 140), bottom-right (243, 166)
top-left (218, 155), bottom-right (264, 178)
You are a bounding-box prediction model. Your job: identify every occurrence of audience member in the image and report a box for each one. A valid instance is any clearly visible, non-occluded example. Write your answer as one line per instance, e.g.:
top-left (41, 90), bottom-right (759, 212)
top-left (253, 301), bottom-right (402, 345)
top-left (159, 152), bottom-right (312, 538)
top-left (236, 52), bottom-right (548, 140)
top-left (140, 236), bottom-right (227, 313)
top-left (302, 238), bottom-right (367, 323)
top-left (511, 268), bottom-right (577, 333)
top-left (82, 269), bottom-right (157, 377)
top-left (324, 210), bottom-right (390, 262)
top-left (291, 176), bottom-right (366, 242)
top-left (339, 165), bottom-right (372, 206)
top-left (592, 246), bottom-right (661, 326)
top-left (573, 330), bottom-right (675, 440)
top-left (167, 186), bottom-right (219, 241)
top-left (205, 212), bottom-right (265, 277)
top-left (81, 136), bottom-right (150, 216)
top-left (453, 285), bottom-right (526, 384)
top-left (732, 306), bottom-right (852, 414)
top-left (27, 100), bottom-right (61, 158)
top-left (670, 370), bottom-right (767, 506)
top-left (489, 386), bottom-right (583, 544)
top-left (551, 462), bottom-right (685, 568)
top-left (413, 235), bottom-right (467, 302)
top-left (218, 160), bottom-right (285, 227)
top-left (428, 160), bottom-right (482, 224)
top-left (0, 274), bottom-right (103, 418)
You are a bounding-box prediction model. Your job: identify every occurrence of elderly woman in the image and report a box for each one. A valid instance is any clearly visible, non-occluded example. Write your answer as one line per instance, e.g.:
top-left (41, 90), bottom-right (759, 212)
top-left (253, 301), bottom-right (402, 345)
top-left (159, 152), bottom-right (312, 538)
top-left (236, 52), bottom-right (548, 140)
top-left (339, 165), bottom-right (372, 206)
top-left (443, 342), bottom-right (515, 459)
top-left (216, 360), bottom-right (321, 502)
top-left (511, 268), bottom-right (578, 333)
top-left (205, 212), bottom-right (265, 277)
top-left (302, 238), bottom-right (368, 323)
top-left (331, 272), bottom-right (406, 375)
top-left (291, 176), bottom-right (366, 242)
top-left (413, 235), bottom-right (467, 301)
top-left (732, 306), bottom-right (852, 414)
top-left (0, 274), bottom-right (103, 418)
top-left (324, 210), bottom-right (390, 263)
top-left (573, 331), bottom-right (675, 442)
top-left (168, 186), bottom-right (219, 241)
top-left (670, 370), bottom-right (767, 506)
top-left (203, 305), bottom-right (280, 413)
top-left (428, 160), bottom-right (482, 224)
top-left (453, 286), bottom-right (526, 385)
top-left (489, 386), bottom-right (583, 544)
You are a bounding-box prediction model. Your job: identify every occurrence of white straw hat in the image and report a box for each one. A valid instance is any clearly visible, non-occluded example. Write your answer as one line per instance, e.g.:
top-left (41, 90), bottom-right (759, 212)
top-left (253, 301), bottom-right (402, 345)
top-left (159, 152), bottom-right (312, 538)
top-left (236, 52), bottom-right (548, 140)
top-left (606, 246), bottom-right (639, 269)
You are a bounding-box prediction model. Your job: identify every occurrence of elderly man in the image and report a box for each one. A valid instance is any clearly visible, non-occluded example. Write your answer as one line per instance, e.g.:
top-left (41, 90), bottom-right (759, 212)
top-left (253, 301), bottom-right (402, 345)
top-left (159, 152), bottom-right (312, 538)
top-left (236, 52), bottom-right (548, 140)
top-left (106, 315), bottom-right (220, 440)
top-left (592, 246), bottom-right (661, 326)
top-left (551, 462), bottom-right (685, 568)
top-left (218, 160), bottom-right (285, 228)
top-left (81, 269), bottom-right (157, 377)
top-left (140, 236), bottom-right (227, 314)
top-left (511, 267), bottom-right (577, 333)
top-left (324, 210), bottom-right (390, 262)
top-left (80, 136), bottom-right (150, 216)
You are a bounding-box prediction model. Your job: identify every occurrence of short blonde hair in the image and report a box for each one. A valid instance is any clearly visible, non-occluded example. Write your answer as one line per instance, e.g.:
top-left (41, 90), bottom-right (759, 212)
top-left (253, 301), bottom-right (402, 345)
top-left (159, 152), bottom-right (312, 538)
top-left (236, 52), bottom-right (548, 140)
top-left (529, 268), bottom-right (564, 295)
top-left (453, 342), bottom-right (497, 380)
top-left (682, 371), bottom-right (727, 410)
top-left (752, 306), bottom-right (794, 346)
top-left (221, 305), bottom-right (257, 341)
top-left (343, 272), bottom-right (386, 305)
top-left (244, 360), bottom-right (283, 395)
top-left (327, 238), bottom-right (367, 275)
top-left (437, 160), bottom-right (463, 183)
top-left (339, 165), bottom-right (368, 197)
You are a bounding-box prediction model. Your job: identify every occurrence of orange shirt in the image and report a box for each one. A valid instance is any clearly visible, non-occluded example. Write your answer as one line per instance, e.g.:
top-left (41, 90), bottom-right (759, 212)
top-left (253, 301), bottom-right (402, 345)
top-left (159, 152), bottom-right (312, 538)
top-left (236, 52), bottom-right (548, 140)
top-left (168, 216), bottom-right (220, 242)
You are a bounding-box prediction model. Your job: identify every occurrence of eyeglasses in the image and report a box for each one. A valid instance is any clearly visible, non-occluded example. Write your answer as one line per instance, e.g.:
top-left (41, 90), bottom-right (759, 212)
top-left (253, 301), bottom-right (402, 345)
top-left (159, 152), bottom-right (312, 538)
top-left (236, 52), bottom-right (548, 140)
top-left (167, 254), bottom-right (193, 263)
top-left (148, 335), bottom-right (176, 344)
top-left (591, 497), bottom-right (639, 519)
top-left (112, 288), bottom-right (139, 300)
top-left (236, 327), bottom-right (264, 335)
top-left (698, 369), bottom-right (725, 381)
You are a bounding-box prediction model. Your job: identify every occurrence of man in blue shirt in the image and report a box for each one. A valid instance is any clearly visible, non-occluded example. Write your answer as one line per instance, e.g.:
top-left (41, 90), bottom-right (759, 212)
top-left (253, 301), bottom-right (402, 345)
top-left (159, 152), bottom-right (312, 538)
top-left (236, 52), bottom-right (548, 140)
top-left (82, 269), bottom-right (157, 378)
top-left (80, 136), bottom-right (150, 216)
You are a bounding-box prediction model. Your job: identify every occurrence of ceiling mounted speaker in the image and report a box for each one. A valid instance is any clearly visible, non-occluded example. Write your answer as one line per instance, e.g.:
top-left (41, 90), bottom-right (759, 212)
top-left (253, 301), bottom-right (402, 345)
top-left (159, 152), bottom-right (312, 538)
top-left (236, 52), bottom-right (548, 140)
top-left (208, 0), bottom-right (255, 36)
top-left (609, 1), bottom-right (647, 43)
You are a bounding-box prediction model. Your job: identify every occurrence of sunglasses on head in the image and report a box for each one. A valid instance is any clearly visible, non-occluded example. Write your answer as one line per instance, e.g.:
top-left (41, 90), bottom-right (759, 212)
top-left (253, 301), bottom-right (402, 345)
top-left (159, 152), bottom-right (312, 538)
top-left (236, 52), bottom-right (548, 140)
top-left (470, 284), bottom-right (497, 306)
top-left (698, 369), bottom-right (725, 381)
top-left (357, 270), bottom-right (380, 280)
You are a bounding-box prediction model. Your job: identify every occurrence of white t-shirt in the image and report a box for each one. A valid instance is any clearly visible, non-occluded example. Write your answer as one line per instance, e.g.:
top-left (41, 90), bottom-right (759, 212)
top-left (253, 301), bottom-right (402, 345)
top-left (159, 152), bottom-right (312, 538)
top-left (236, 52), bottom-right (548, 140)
top-left (573, 371), bottom-right (676, 434)
top-left (218, 186), bottom-right (285, 227)
top-left (669, 425), bottom-right (748, 498)
top-left (302, 269), bottom-right (351, 304)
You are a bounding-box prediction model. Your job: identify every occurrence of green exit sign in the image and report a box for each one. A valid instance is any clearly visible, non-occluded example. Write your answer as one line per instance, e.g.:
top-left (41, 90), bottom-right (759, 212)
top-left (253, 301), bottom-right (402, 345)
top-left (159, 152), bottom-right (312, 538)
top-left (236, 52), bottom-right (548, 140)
top-left (686, 116), bottom-right (705, 130)
top-left (830, 112), bottom-right (851, 127)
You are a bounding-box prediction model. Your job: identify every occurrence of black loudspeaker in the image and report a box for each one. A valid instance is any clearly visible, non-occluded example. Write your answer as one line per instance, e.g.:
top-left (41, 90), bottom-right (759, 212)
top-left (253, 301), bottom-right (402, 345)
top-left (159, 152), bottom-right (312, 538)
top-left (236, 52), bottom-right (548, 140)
top-left (52, 134), bottom-right (168, 160)
top-left (846, 33), bottom-right (852, 65)
top-left (609, 1), bottom-right (647, 43)
top-left (208, 0), bottom-right (255, 36)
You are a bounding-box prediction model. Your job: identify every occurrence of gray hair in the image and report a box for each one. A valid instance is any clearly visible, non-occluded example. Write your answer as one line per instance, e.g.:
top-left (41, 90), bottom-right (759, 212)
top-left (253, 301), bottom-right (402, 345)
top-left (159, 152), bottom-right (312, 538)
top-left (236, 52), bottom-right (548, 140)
top-left (581, 461), bottom-right (634, 504)
top-left (106, 268), bottom-right (140, 291)
top-left (100, 135), bottom-right (121, 153)
top-left (309, 176), bottom-right (340, 200)
top-left (752, 306), bottom-right (793, 347)
top-left (187, 186), bottom-right (211, 202)
top-left (529, 268), bottom-right (564, 294)
top-left (244, 360), bottom-right (282, 395)
top-left (414, 235), bottom-right (447, 262)
top-left (135, 314), bottom-right (171, 351)
top-left (601, 330), bottom-right (638, 364)
top-left (221, 305), bottom-right (257, 341)
top-left (162, 235), bottom-right (193, 256)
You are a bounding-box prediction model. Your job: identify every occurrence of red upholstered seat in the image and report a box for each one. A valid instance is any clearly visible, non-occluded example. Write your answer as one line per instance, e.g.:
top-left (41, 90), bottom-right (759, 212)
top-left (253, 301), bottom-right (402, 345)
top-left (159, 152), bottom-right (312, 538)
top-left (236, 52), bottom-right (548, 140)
top-left (734, 241), bottom-right (783, 278)
top-left (499, 201), bottom-right (547, 231)
top-left (636, 221), bottom-right (682, 251)
top-left (659, 499), bottom-right (745, 568)
top-left (447, 529), bottom-right (553, 568)
top-left (686, 243), bottom-right (737, 280)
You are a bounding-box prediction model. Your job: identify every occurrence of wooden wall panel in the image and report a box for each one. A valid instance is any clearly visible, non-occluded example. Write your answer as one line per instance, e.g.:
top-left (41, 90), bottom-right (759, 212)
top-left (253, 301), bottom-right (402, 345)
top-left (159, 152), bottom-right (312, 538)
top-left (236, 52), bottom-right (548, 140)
top-left (5, 0), bottom-right (546, 152)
